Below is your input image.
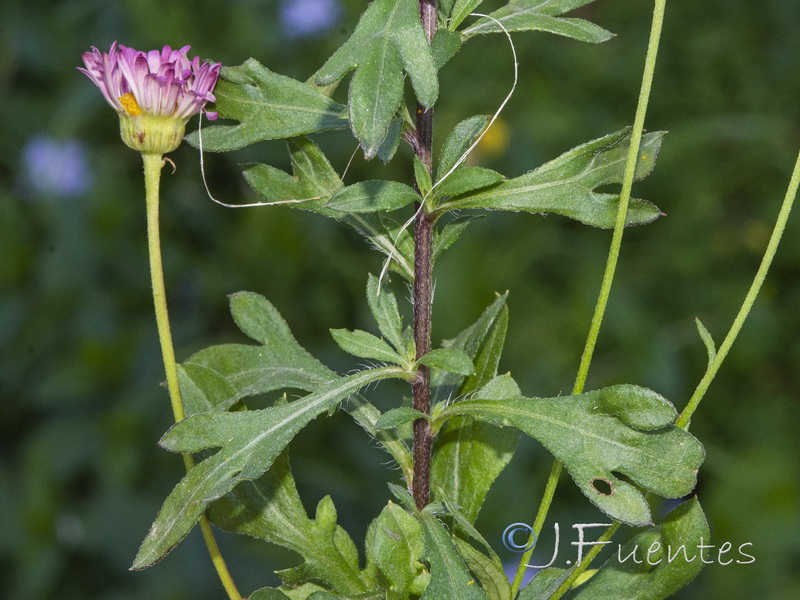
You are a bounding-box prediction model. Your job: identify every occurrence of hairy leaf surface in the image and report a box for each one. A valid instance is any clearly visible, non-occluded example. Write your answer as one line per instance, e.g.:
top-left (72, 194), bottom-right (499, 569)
top-left (187, 59), bottom-right (347, 152)
top-left (209, 454), bottom-right (367, 595)
top-left (462, 0), bottom-right (612, 44)
top-left (570, 498), bottom-right (711, 599)
top-left (418, 513), bottom-right (489, 599)
top-left (315, 0), bottom-right (438, 158)
top-left (134, 366), bottom-right (406, 569)
top-left (439, 129), bottom-right (665, 228)
top-left (437, 385), bottom-right (704, 526)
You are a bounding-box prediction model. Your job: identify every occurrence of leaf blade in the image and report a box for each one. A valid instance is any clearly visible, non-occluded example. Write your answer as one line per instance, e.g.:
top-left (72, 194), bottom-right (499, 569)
top-left (440, 129), bottom-right (666, 229)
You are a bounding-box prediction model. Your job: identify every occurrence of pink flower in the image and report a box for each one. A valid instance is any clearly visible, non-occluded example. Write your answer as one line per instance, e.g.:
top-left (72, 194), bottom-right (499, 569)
top-left (79, 42), bottom-right (221, 153)
top-left (80, 42), bottom-right (220, 120)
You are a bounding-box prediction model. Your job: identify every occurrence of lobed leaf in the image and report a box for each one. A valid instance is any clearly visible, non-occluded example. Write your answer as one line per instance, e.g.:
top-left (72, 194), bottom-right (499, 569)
top-left (365, 501), bottom-right (427, 595)
top-left (241, 138), bottom-right (416, 280)
top-left (133, 366), bottom-right (407, 569)
top-left (315, 0), bottom-right (438, 158)
top-left (462, 0), bottom-right (612, 44)
top-left (437, 385), bottom-right (705, 526)
top-left (209, 453), bottom-right (367, 595)
top-left (187, 59), bottom-right (347, 152)
top-left (438, 128), bottom-right (666, 229)
top-left (432, 373), bottom-right (520, 524)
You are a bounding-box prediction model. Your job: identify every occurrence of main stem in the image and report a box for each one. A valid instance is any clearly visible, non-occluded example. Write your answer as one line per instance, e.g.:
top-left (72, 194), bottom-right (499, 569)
top-left (142, 153), bottom-right (242, 600)
top-left (411, 0), bottom-right (437, 511)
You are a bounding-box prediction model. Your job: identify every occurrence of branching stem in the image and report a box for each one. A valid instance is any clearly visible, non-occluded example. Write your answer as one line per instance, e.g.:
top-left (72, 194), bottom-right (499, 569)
top-left (142, 153), bottom-right (242, 600)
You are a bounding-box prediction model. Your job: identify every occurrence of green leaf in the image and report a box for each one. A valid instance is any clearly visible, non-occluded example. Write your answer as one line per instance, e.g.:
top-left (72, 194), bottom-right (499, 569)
top-left (695, 317), bottom-right (717, 368)
top-left (250, 588), bottom-right (293, 600)
top-left (431, 29), bottom-right (463, 68)
top-left (326, 180), bottom-right (420, 214)
top-left (347, 214), bottom-right (415, 281)
top-left (461, 305), bottom-right (509, 395)
top-left (377, 118), bottom-right (403, 164)
top-left (178, 363), bottom-right (238, 415)
top-left (439, 129), bottom-right (666, 229)
top-left (374, 407), bottom-right (430, 430)
top-left (418, 348), bottom-right (475, 376)
top-left (431, 301), bottom-right (516, 526)
top-left (432, 374), bottom-right (520, 524)
top-left (449, 0), bottom-right (486, 30)
top-left (462, 0), bottom-right (613, 44)
top-left (432, 291), bottom-right (508, 402)
top-left (570, 498), bottom-right (711, 599)
top-left (331, 329), bottom-right (405, 364)
top-left (315, 0), bottom-right (438, 158)
top-left (208, 453), bottom-right (367, 595)
top-left (242, 137), bottom-right (343, 210)
top-left (418, 513), bottom-right (490, 599)
top-left (365, 501), bottom-right (426, 595)
top-left (517, 568), bottom-right (573, 599)
top-left (435, 167), bottom-right (504, 200)
top-left (185, 292), bottom-right (413, 484)
top-left (414, 155), bottom-right (434, 199)
top-left (453, 539), bottom-right (513, 600)
top-left (133, 366), bottom-right (406, 569)
top-left (432, 215), bottom-right (481, 263)
top-left (437, 385), bottom-right (705, 526)
top-left (187, 59), bottom-right (347, 152)
top-left (437, 115), bottom-right (490, 180)
top-left (240, 138), bottom-right (415, 280)
top-left (366, 274), bottom-right (405, 351)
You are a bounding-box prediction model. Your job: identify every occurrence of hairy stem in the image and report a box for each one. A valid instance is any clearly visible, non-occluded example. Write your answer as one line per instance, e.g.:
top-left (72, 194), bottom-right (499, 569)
top-left (411, 0), bottom-right (437, 512)
top-left (511, 1), bottom-right (668, 594)
top-left (142, 153), bottom-right (242, 600)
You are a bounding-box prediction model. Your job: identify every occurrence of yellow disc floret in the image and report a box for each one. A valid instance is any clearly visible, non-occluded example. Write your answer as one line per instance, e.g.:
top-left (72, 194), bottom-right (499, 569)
top-left (119, 92), bottom-right (142, 116)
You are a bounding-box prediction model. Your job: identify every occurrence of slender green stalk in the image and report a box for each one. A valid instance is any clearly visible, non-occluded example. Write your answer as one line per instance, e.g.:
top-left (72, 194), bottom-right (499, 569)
top-left (551, 522), bottom-right (622, 598)
top-left (142, 153), bottom-right (242, 600)
top-left (546, 154), bottom-right (800, 598)
top-left (677, 149), bottom-right (800, 429)
top-left (511, 2), bottom-right (669, 595)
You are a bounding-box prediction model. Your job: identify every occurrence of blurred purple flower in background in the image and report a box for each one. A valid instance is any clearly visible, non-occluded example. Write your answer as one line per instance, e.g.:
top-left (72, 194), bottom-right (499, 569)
top-left (21, 135), bottom-right (92, 199)
top-left (280, 0), bottom-right (342, 38)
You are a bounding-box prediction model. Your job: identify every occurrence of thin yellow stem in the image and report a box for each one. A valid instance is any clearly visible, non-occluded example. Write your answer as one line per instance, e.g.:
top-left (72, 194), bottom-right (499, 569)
top-left (142, 152), bottom-right (242, 600)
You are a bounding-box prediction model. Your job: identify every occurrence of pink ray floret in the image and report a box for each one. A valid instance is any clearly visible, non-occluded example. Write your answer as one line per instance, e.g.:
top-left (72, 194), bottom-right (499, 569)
top-left (79, 42), bottom-right (221, 120)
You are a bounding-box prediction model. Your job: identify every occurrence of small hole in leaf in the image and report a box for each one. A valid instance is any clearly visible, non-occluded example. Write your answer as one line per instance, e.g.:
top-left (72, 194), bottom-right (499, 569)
top-left (590, 477), bottom-right (614, 496)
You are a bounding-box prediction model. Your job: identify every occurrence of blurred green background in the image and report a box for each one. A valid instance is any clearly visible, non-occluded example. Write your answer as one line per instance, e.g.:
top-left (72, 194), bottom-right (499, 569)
top-left (2, 0), bottom-right (799, 598)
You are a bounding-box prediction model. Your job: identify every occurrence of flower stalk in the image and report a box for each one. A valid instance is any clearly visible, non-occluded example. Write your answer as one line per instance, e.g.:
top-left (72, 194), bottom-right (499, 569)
top-left (143, 154), bottom-right (242, 600)
top-left (81, 42), bottom-right (240, 599)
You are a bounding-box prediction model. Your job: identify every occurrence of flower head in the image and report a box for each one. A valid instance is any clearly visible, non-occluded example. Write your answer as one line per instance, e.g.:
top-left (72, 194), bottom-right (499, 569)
top-left (79, 42), bottom-right (221, 154)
